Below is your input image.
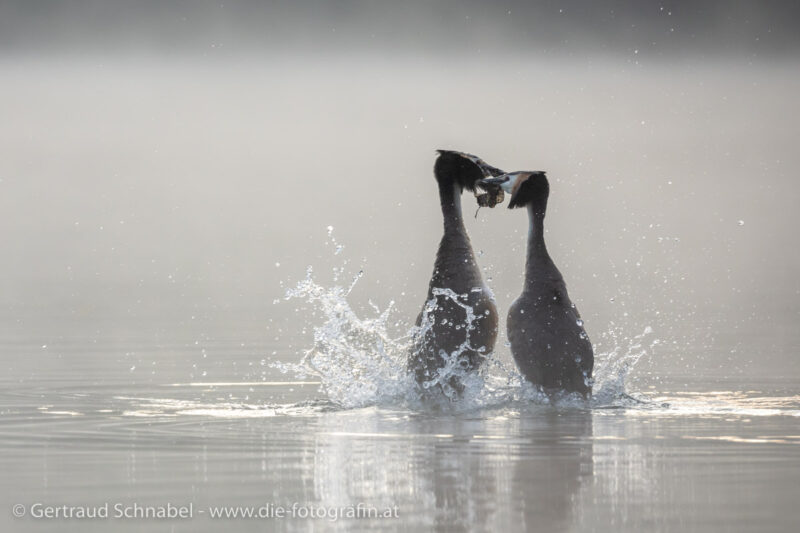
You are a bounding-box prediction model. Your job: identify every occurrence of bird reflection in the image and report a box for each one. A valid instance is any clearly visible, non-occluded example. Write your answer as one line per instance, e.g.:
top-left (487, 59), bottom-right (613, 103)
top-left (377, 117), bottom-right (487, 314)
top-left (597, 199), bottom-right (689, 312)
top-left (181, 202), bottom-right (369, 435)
top-left (510, 410), bottom-right (593, 531)
top-left (308, 408), bottom-right (593, 531)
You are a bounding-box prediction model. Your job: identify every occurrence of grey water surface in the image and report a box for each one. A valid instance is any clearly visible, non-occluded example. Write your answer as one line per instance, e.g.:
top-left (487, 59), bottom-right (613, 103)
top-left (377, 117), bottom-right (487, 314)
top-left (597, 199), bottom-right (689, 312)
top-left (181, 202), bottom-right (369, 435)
top-left (2, 332), bottom-right (800, 533)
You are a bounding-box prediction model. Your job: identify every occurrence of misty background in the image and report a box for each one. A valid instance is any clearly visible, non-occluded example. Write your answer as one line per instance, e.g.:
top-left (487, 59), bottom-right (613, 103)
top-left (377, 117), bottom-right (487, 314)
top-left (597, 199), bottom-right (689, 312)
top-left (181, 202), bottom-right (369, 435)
top-left (1, 1), bottom-right (798, 385)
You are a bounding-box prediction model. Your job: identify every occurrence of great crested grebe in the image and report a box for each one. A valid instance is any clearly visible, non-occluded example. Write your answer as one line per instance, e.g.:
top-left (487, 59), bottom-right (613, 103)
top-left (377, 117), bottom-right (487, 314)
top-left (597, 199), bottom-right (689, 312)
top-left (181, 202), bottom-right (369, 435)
top-left (408, 150), bottom-right (503, 396)
top-left (478, 171), bottom-right (593, 397)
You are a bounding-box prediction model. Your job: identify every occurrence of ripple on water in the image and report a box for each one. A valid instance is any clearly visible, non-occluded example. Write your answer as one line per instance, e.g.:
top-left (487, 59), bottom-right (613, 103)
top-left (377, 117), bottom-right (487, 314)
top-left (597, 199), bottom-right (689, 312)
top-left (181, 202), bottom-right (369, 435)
top-left (1, 383), bottom-right (800, 461)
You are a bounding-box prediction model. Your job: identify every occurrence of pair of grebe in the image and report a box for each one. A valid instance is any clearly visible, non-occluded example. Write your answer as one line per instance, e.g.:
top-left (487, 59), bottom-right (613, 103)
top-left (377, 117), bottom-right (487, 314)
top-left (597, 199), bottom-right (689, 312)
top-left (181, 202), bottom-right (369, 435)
top-left (408, 150), bottom-right (593, 398)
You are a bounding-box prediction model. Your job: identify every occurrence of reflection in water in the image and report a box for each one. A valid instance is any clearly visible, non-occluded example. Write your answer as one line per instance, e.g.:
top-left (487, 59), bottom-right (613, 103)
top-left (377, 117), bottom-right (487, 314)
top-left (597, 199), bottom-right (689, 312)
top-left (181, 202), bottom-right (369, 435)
top-left (308, 407), bottom-right (593, 532)
top-left (511, 411), bottom-right (593, 532)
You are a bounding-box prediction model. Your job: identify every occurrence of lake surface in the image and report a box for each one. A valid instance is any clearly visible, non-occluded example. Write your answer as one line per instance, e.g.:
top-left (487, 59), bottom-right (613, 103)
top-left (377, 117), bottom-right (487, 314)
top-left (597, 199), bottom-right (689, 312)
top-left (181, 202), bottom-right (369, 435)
top-left (2, 373), bottom-right (799, 532)
top-left (1, 57), bottom-right (799, 531)
top-left (2, 308), bottom-right (799, 532)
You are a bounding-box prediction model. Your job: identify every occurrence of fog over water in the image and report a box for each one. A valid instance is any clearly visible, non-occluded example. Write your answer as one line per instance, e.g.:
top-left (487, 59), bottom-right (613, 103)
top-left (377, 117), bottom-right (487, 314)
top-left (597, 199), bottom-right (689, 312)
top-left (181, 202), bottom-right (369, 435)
top-left (1, 3), bottom-right (799, 531)
top-left (2, 53), bottom-right (798, 380)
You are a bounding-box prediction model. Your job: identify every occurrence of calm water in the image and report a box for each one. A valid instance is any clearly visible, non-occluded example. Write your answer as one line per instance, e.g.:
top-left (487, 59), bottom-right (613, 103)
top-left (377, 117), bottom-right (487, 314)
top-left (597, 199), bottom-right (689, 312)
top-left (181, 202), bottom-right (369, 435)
top-left (2, 57), bottom-right (799, 531)
top-left (1, 354), bottom-right (799, 532)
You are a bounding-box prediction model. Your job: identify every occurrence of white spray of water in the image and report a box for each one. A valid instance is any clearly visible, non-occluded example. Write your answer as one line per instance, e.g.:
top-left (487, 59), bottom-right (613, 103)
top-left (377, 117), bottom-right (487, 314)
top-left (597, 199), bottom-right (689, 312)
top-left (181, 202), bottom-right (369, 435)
top-left (271, 265), bottom-right (412, 408)
top-left (592, 324), bottom-right (660, 403)
top-left (272, 230), bottom-right (655, 410)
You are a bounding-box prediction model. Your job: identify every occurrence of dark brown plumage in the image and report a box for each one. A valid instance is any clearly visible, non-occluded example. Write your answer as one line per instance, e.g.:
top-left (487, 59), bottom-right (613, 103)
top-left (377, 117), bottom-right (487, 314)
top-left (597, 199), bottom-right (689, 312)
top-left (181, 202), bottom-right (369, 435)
top-left (480, 172), bottom-right (594, 397)
top-left (408, 150), bottom-right (500, 396)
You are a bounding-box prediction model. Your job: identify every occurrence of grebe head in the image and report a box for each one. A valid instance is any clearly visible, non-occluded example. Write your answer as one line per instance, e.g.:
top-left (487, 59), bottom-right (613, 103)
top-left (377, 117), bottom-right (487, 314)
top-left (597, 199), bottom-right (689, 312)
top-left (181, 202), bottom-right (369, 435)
top-left (478, 171), bottom-right (548, 209)
top-left (434, 150), bottom-right (504, 193)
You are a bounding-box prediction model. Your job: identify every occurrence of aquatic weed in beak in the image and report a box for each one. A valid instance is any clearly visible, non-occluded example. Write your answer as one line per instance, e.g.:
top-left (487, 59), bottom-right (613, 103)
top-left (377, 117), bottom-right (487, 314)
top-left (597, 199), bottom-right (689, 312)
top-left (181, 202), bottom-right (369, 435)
top-left (475, 187), bottom-right (505, 208)
top-left (473, 179), bottom-right (506, 217)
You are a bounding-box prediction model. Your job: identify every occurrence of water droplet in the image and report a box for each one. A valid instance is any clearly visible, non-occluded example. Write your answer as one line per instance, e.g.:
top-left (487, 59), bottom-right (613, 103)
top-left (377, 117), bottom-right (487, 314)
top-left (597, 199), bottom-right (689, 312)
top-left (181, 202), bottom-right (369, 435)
top-left (576, 319), bottom-right (584, 327)
top-left (737, 220), bottom-right (744, 226)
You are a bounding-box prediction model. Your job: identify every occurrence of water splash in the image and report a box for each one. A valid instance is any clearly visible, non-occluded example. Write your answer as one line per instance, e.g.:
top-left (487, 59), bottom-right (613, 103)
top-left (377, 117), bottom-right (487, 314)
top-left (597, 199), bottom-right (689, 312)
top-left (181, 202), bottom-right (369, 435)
top-left (411, 287), bottom-right (493, 400)
top-left (273, 270), bottom-right (512, 408)
top-left (272, 229), bottom-right (656, 410)
top-left (591, 324), bottom-right (658, 404)
top-left (272, 265), bottom-right (413, 408)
